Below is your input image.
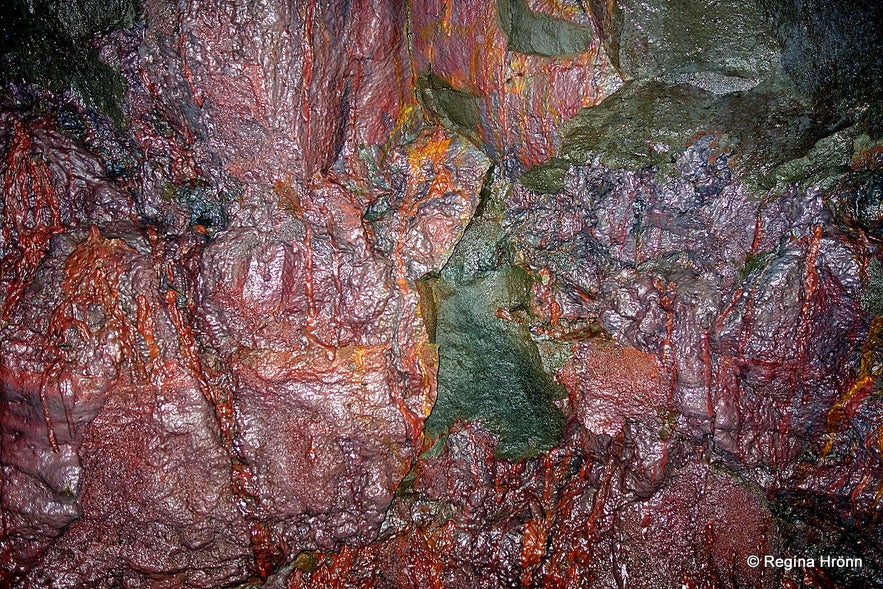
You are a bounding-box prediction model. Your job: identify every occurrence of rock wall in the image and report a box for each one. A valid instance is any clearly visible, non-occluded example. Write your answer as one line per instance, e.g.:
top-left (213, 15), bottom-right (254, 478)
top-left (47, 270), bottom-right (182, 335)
top-left (0, 0), bottom-right (881, 587)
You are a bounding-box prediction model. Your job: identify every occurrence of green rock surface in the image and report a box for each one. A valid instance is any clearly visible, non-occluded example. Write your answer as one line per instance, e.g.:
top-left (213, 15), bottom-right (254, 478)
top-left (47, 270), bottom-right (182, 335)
top-left (417, 73), bottom-right (481, 141)
top-left (612, 0), bottom-right (780, 91)
top-left (0, 0), bottom-right (135, 123)
top-left (497, 0), bottom-right (593, 57)
top-left (516, 0), bottom-right (878, 199)
top-left (522, 77), bottom-right (848, 197)
top-left (862, 258), bottom-right (883, 317)
top-left (758, 0), bottom-right (883, 111)
top-left (425, 175), bottom-right (566, 460)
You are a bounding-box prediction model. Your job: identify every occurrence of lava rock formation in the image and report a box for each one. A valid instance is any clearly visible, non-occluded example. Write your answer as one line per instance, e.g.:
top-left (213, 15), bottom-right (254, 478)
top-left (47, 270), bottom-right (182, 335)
top-left (1, 0), bottom-right (882, 587)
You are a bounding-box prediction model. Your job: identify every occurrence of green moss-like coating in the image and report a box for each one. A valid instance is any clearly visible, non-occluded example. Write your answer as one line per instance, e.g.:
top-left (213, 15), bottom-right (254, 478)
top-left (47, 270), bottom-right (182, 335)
top-left (0, 0), bottom-right (135, 124)
top-left (291, 551), bottom-right (319, 573)
top-left (426, 177), bottom-right (565, 461)
top-left (497, 0), bottom-right (592, 57)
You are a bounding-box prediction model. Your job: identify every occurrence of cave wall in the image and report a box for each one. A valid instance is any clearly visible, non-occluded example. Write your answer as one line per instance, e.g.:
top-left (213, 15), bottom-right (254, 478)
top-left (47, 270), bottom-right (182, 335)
top-left (1, 0), bottom-right (881, 587)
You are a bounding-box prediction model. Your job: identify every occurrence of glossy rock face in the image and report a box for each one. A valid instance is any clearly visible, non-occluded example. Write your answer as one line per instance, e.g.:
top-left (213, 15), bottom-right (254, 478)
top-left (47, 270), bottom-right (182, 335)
top-left (1, 0), bottom-right (882, 588)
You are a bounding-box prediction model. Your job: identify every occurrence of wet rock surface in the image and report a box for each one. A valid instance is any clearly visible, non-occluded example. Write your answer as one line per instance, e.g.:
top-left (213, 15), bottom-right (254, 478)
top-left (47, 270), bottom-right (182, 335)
top-left (1, 0), bottom-right (882, 587)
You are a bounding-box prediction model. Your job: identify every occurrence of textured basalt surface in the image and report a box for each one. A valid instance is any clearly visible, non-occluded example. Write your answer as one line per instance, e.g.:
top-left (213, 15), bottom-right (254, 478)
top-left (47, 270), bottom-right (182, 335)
top-left (1, 0), bottom-right (882, 587)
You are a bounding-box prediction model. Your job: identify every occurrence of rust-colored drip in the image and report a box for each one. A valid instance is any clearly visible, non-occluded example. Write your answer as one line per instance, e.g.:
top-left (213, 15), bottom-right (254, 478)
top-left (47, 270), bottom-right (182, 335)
top-left (299, 1), bottom-right (316, 168)
top-left (41, 227), bottom-right (140, 449)
top-left (250, 520), bottom-right (286, 579)
top-left (135, 294), bottom-right (161, 366)
top-left (165, 278), bottom-right (286, 579)
top-left (701, 331), bottom-right (715, 422)
top-left (386, 130), bottom-right (456, 444)
top-left (1, 120), bottom-right (63, 322)
top-left (659, 280), bottom-right (679, 406)
top-left (795, 225), bottom-right (823, 403)
top-left (179, 33), bottom-right (203, 107)
top-left (295, 197), bottom-right (337, 356)
top-left (820, 316), bottom-right (883, 459)
top-left (274, 177), bottom-right (303, 217)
